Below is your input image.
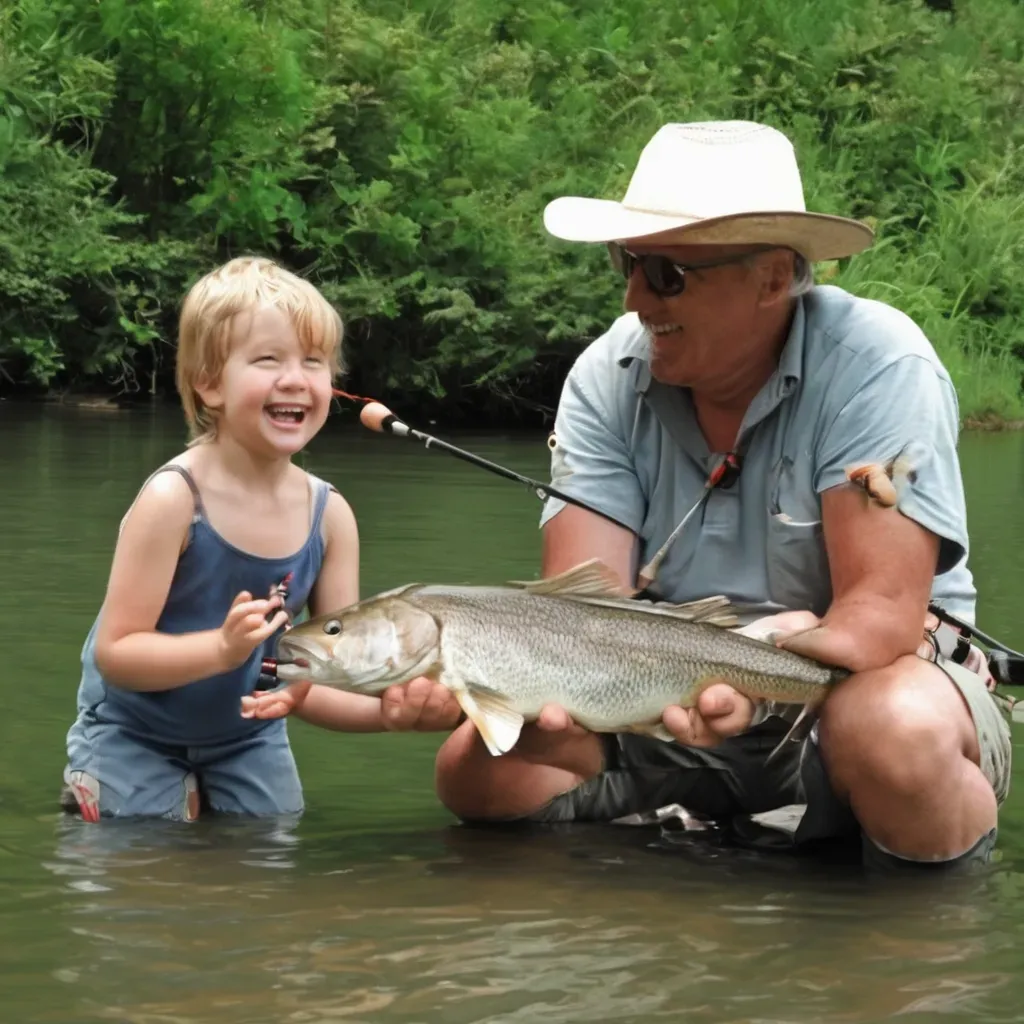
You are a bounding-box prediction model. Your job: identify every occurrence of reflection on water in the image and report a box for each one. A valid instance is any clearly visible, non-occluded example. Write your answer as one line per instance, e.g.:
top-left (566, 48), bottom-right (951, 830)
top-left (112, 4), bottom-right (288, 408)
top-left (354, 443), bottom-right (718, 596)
top-left (24, 816), bottom-right (1024, 1024)
top-left (2, 403), bottom-right (1023, 1024)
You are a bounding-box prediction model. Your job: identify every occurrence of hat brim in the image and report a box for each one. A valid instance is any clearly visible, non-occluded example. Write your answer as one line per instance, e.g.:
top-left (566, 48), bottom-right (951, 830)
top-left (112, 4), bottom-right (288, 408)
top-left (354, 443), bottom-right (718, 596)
top-left (543, 196), bottom-right (874, 262)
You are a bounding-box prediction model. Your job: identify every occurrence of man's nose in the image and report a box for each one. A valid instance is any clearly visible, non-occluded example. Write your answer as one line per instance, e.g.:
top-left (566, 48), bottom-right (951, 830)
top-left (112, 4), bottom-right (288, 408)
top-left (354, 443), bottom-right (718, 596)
top-left (624, 263), bottom-right (659, 312)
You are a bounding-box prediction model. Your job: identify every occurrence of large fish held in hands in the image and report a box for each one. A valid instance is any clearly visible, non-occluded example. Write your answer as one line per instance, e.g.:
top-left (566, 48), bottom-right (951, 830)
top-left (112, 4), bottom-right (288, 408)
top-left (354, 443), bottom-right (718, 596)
top-left (273, 443), bottom-right (929, 757)
top-left (274, 559), bottom-right (848, 759)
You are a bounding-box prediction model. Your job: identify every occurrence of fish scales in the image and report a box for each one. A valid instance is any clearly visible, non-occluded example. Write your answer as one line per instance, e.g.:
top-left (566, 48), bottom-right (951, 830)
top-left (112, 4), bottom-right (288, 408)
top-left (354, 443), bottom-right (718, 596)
top-left (273, 559), bottom-right (847, 757)
top-left (408, 584), bottom-right (837, 731)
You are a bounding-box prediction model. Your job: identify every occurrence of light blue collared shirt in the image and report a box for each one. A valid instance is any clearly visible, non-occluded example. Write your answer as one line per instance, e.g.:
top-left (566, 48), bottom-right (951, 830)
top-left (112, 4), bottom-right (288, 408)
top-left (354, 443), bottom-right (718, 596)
top-left (540, 284), bottom-right (976, 625)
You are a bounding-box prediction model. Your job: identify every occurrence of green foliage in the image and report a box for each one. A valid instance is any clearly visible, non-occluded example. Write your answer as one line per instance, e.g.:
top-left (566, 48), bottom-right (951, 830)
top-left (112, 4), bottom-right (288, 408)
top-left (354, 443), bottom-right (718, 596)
top-left (0, 0), bottom-right (1022, 422)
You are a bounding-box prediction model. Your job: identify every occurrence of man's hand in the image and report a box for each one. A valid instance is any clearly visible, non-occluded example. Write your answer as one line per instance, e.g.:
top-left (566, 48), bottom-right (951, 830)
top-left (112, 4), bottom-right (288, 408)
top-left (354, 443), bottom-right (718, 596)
top-left (661, 683), bottom-right (758, 747)
top-left (661, 609), bottom-right (824, 747)
top-left (511, 610), bottom-right (827, 750)
top-left (379, 677), bottom-right (464, 732)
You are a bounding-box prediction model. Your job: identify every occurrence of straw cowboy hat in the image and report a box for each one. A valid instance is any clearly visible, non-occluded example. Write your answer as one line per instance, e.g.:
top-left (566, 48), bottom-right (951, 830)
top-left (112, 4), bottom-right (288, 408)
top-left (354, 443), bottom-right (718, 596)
top-left (543, 120), bottom-right (874, 262)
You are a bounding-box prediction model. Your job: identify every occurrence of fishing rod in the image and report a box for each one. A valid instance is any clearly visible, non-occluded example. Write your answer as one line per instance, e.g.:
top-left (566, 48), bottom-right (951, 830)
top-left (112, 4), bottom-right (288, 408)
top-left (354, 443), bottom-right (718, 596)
top-left (356, 399), bottom-right (627, 530)
top-left (339, 392), bottom-right (1024, 688)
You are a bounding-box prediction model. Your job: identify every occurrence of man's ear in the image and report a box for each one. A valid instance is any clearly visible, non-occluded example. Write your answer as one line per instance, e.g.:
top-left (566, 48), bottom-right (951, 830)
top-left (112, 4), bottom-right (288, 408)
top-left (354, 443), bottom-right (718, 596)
top-left (757, 251), bottom-right (795, 308)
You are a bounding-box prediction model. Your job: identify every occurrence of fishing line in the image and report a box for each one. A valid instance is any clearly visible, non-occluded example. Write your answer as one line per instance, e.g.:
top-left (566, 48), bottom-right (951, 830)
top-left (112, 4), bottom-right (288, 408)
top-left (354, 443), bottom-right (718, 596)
top-left (350, 395), bottom-right (627, 529)
top-left (636, 450), bottom-right (743, 590)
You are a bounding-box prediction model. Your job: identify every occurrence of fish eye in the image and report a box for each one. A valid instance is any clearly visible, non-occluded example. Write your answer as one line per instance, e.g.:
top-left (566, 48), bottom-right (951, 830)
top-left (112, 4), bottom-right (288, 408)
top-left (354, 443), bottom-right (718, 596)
top-left (323, 619), bottom-right (343, 636)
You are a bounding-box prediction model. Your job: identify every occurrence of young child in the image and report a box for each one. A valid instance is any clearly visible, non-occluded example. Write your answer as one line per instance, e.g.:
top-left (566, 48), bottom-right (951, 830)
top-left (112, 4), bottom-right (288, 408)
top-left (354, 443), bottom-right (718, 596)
top-left (61, 256), bottom-right (459, 822)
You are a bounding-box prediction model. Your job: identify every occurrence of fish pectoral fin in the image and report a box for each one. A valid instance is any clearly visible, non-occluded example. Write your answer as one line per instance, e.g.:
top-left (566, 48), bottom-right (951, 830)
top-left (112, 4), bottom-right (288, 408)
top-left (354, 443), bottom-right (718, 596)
top-left (764, 702), bottom-right (819, 765)
top-left (453, 687), bottom-right (525, 757)
top-left (508, 558), bottom-right (625, 598)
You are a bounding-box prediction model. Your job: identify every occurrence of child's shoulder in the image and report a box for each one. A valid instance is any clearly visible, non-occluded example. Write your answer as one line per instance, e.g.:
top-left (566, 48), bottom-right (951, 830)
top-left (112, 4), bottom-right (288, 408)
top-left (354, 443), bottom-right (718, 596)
top-left (127, 455), bottom-right (200, 510)
top-left (116, 456), bottom-right (199, 539)
top-left (298, 468), bottom-right (357, 546)
top-left (141, 455), bottom-right (201, 498)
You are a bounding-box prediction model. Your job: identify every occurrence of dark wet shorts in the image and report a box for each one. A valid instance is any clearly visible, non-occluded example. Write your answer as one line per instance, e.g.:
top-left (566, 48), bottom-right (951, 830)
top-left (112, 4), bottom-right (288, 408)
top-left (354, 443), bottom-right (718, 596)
top-left (527, 656), bottom-right (1012, 869)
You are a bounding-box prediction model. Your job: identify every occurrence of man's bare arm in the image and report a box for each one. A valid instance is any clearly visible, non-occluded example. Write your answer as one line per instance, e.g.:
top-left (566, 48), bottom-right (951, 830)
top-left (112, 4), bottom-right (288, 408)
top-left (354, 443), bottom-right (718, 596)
top-left (541, 504), bottom-right (639, 591)
top-left (780, 484), bottom-right (938, 672)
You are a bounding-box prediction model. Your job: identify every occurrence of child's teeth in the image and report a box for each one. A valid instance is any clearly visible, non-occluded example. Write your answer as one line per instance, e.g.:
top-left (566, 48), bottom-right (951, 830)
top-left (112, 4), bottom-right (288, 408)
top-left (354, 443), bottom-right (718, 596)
top-left (269, 406), bottom-right (304, 421)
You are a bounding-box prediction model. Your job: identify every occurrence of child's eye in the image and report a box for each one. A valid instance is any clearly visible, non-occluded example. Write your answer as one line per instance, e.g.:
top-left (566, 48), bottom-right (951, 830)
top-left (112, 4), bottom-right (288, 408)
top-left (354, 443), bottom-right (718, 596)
top-left (255, 355), bottom-right (278, 363)
top-left (304, 355), bottom-right (325, 366)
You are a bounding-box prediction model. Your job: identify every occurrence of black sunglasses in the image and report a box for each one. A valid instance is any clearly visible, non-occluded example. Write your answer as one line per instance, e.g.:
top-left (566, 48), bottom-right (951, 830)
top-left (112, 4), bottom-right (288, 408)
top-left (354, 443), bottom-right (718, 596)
top-left (607, 243), bottom-right (770, 298)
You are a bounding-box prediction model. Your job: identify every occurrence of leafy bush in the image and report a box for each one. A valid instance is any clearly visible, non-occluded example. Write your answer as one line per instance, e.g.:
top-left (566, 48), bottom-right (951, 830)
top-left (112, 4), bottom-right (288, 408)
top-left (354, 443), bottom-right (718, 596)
top-left (1, 0), bottom-right (1022, 423)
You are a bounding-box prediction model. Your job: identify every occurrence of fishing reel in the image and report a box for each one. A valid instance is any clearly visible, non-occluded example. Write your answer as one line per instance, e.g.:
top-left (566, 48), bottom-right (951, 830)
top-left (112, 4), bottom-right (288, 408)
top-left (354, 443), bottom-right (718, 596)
top-left (254, 573), bottom-right (293, 691)
top-left (986, 650), bottom-right (1024, 687)
top-left (928, 602), bottom-right (1024, 687)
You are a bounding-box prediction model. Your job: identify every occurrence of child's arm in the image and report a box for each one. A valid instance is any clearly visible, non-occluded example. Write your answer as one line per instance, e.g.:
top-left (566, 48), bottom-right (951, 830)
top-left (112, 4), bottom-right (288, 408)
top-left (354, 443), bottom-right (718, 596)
top-left (241, 490), bottom-right (461, 731)
top-left (94, 471), bottom-right (287, 691)
top-left (289, 490), bottom-right (399, 730)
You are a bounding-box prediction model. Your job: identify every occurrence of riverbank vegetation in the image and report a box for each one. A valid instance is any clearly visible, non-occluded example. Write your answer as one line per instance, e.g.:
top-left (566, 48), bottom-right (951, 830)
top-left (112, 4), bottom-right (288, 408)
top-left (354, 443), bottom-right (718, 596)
top-left (1, 0), bottom-right (1022, 425)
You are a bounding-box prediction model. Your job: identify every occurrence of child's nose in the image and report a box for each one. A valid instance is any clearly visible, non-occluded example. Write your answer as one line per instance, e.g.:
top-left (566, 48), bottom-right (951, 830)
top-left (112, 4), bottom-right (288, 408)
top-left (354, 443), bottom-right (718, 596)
top-left (277, 361), bottom-right (308, 387)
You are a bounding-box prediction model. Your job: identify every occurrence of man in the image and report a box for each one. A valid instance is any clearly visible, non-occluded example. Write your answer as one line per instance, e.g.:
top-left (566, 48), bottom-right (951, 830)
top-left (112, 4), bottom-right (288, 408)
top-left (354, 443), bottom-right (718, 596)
top-left (431, 120), bottom-right (1012, 871)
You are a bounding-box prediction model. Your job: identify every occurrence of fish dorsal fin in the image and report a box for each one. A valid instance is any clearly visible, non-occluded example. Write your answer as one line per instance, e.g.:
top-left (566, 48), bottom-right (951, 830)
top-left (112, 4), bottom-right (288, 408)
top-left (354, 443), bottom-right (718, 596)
top-left (507, 558), bottom-right (624, 598)
top-left (369, 582), bottom-right (425, 602)
top-left (568, 592), bottom-right (740, 628)
top-left (507, 560), bottom-right (738, 627)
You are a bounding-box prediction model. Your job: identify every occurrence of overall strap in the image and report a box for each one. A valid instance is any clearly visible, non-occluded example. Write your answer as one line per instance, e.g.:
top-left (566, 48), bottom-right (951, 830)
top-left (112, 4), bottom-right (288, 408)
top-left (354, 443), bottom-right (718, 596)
top-left (150, 464), bottom-right (206, 519)
top-left (118, 464), bottom-right (204, 536)
top-left (307, 474), bottom-right (337, 535)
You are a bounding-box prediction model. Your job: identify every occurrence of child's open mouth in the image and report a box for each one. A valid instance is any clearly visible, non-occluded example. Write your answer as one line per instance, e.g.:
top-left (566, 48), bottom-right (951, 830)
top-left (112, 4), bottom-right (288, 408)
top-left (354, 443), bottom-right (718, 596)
top-left (266, 404), bottom-right (307, 425)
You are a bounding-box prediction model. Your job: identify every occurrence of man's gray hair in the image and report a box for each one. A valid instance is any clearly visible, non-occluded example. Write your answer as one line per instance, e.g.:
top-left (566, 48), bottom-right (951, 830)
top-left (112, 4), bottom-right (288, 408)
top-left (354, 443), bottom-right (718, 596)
top-left (747, 248), bottom-right (815, 296)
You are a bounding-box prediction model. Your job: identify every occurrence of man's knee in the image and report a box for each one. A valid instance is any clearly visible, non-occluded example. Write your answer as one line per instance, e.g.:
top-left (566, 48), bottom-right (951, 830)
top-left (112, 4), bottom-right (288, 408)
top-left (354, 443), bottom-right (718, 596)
top-left (434, 729), bottom-right (505, 820)
top-left (434, 727), bottom-right (582, 823)
top-left (818, 657), bottom-right (971, 797)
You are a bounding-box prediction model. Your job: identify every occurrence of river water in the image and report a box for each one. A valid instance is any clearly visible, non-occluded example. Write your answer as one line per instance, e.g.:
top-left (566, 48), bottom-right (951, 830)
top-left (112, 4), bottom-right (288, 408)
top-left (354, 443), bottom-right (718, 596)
top-left (2, 401), bottom-right (1023, 1023)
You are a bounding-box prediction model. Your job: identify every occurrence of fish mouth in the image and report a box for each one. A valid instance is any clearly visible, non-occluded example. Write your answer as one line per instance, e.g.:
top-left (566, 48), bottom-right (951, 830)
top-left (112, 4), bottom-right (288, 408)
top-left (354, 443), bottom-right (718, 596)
top-left (274, 636), bottom-right (327, 680)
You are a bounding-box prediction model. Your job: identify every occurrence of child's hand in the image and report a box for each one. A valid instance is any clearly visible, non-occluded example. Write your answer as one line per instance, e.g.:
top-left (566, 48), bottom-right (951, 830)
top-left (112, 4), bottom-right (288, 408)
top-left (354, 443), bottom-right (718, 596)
top-left (219, 590), bottom-right (289, 669)
top-left (241, 680), bottom-right (312, 720)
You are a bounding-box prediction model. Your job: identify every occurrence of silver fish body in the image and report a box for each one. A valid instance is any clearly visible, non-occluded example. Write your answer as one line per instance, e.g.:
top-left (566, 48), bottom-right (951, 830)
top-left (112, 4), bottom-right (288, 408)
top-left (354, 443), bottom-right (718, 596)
top-left (274, 560), bottom-right (847, 757)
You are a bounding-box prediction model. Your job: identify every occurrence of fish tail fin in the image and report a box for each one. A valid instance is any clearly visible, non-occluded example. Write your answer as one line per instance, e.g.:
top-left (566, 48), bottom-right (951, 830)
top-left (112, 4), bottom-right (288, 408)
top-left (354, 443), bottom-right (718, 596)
top-left (764, 702), bottom-right (819, 766)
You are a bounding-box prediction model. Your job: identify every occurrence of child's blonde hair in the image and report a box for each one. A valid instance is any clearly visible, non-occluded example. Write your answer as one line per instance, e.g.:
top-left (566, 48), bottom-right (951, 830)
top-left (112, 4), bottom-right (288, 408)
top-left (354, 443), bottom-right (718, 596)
top-left (175, 256), bottom-right (344, 444)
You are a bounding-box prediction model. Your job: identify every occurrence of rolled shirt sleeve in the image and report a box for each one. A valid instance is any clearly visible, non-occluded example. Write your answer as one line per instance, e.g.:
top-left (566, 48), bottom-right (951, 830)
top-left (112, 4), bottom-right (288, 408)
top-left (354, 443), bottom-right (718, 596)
top-left (539, 328), bottom-right (646, 534)
top-left (812, 353), bottom-right (969, 576)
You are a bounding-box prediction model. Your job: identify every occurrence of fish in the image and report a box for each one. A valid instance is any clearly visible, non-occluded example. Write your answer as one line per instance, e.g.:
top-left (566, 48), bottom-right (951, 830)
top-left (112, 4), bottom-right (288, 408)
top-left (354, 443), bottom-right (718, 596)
top-left (274, 559), bottom-right (849, 760)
